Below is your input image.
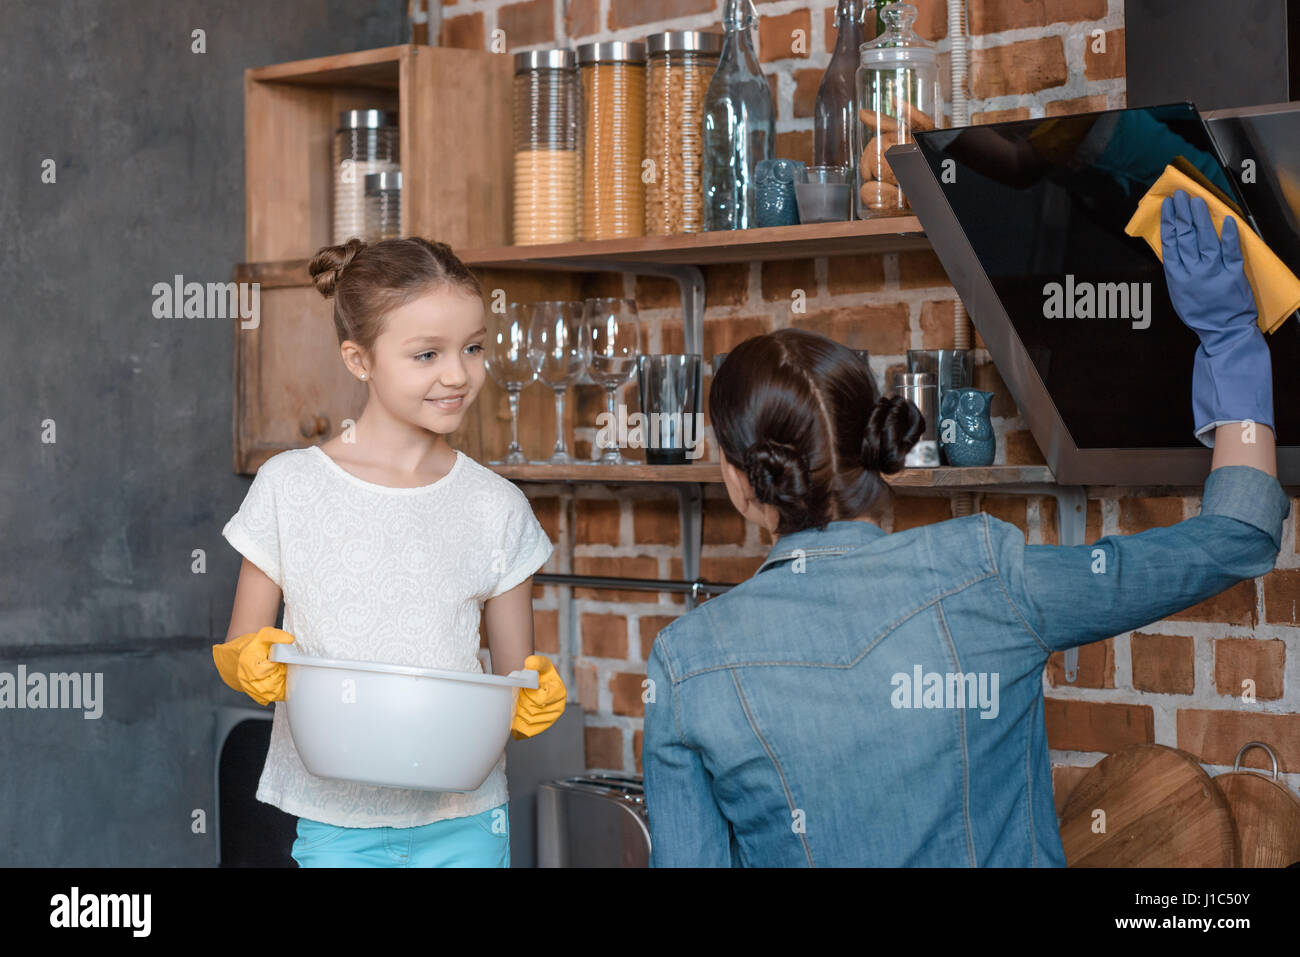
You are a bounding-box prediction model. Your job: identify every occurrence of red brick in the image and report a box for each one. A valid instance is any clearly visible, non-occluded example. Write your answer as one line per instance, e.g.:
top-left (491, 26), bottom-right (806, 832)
top-left (662, 314), bottom-right (773, 356)
top-left (636, 263), bottom-right (750, 310)
top-left (891, 495), bottom-right (953, 532)
top-left (669, 554), bottom-right (765, 588)
top-left (533, 608), bottom-right (559, 655)
top-left (1038, 494), bottom-right (1103, 546)
top-left (498, 0), bottom-right (554, 47)
top-left (1117, 494), bottom-right (1184, 534)
top-left (972, 37), bottom-right (1068, 98)
top-left (970, 0), bottom-right (1106, 34)
top-left (575, 497), bottom-right (620, 545)
top-left (639, 614), bottom-right (679, 660)
top-left (1004, 429), bottom-right (1046, 465)
top-left (758, 9), bottom-right (812, 63)
top-left (920, 299), bottom-right (956, 349)
top-left (1045, 94), bottom-right (1108, 117)
top-left (611, 670), bottom-right (648, 716)
top-left (1262, 569), bottom-right (1300, 626)
top-left (898, 249), bottom-right (950, 288)
top-left (792, 303), bottom-right (910, 354)
top-left (633, 729), bottom-right (643, 772)
top-left (573, 555), bottom-right (662, 603)
top-left (1130, 632), bottom-right (1195, 695)
top-left (972, 106), bottom-right (1031, 125)
top-left (761, 258), bottom-right (817, 301)
top-left (702, 495), bottom-right (747, 545)
top-left (1214, 637), bottom-right (1286, 700)
top-left (776, 129), bottom-right (814, 167)
top-left (632, 495), bottom-right (677, 545)
top-left (1177, 709), bottom-right (1300, 772)
top-left (564, 0), bottom-right (600, 37)
top-left (1084, 28), bottom-right (1125, 81)
top-left (1168, 579), bottom-right (1258, 628)
top-left (585, 725), bottom-right (623, 769)
top-left (971, 361), bottom-right (1018, 418)
top-left (581, 612), bottom-right (628, 658)
top-left (980, 495), bottom-right (1028, 536)
top-left (1047, 638), bottom-right (1115, 688)
top-left (524, 494), bottom-right (561, 542)
top-left (1044, 698), bottom-right (1154, 752)
top-left (440, 12), bottom-right (484, 49)
top-left (607, 0), bottom-right (713, 30)
top-left (792, 68), bottom-right (821, 119)
top-left (574, 660), bottom-right (599, 712)
top-left (826, 254), bottom-right (887, 295)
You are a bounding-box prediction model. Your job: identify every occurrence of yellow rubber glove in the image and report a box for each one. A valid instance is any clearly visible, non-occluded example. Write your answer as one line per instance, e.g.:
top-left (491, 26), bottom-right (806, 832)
top-left (511, 654), bottom-right (566, 740)
top-left (212, 626), bottom-right (296, 706)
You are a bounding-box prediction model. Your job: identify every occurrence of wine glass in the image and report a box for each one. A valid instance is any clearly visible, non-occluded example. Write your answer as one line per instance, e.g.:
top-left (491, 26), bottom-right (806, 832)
top-left (527, 301), bottom-right (590, 465)
top-left (584, 298), bottom-right (642, 465)
top-left (485, 303), bottom-right (537, 465)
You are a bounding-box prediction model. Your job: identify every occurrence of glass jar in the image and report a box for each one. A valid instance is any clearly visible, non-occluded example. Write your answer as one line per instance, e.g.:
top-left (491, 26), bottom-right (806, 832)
top-left (645, 31), bottom-right (723, 236)
top-left (578, 41), bottom-right (647, 241)
top-left (855, 2), bottom-right (942, 218)
top-left (513, 49), bottom-right (581, 245)
top-left (333, 110), bottom-right (399, 245)
top-left (703, 0), bottom-right (776, 231)
top-left (364, 171), bottom-right (402, 241)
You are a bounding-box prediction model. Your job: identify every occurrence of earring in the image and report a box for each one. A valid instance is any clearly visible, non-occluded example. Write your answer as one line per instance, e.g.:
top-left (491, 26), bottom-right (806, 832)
top-left (361, 373), bottom-right (367, 381)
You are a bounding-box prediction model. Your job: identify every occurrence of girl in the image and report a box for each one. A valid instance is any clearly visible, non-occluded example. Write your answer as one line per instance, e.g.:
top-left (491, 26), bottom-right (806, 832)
top-left (641, 193), bottom-right (1289, 865)
top-left (213, 237), bottom-right (565, 867)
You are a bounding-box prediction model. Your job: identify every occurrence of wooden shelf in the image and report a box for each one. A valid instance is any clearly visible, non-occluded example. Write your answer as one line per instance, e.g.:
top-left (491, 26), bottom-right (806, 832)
top-left (488, 461), bottom-right (1055, 490)
top-left (458, 216), bottom-right (928, 269)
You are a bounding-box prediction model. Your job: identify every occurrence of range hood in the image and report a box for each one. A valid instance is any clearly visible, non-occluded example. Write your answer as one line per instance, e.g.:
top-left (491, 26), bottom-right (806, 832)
top-left (888, 101), bottom-right (1300, 486)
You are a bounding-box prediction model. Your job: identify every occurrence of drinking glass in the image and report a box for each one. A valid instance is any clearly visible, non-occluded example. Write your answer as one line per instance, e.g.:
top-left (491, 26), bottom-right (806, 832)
top-left (527, 301), bottom-right (590, 465)
top-left (485, 303), bottom-right (537, 465)
top-left (584, 298), bottom-right (642, 465)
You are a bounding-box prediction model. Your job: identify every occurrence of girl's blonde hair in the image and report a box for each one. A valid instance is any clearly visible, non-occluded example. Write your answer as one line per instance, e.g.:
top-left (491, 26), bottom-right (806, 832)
top-left (307, 237), bottom-right (483, 355)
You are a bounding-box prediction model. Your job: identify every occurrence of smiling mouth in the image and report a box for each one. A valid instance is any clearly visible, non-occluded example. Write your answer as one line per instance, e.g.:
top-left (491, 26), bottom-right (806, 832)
top-left (428, 394), bottom-right (465, 408)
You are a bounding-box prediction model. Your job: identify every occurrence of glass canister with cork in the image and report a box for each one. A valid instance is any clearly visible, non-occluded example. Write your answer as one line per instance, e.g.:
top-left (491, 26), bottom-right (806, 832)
top-left (578, 41), bottom-right (647, 241)
top-left (333, 110), bottom-right (399, 244)
top-left (513, 49), bottom-right (581, 245)
top-left (855, 1), bottom-right (942, 218)
top-left (644, 31), bottom-right (723, 236)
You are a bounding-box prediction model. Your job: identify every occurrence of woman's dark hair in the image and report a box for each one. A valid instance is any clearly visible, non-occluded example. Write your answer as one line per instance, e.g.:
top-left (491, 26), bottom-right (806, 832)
top-left (307, 237), bottom-right (483, 355)
top-left (709, 328), bottom-right (925, 536)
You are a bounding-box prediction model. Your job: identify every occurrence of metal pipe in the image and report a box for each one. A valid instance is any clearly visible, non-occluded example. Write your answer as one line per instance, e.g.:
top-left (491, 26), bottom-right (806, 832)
top-left (534, 572), bottom-right (735, 598)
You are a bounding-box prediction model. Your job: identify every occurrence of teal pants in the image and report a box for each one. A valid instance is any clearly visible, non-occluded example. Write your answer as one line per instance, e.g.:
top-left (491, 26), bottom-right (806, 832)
top-left (291, 803), bottom-right (510, 867)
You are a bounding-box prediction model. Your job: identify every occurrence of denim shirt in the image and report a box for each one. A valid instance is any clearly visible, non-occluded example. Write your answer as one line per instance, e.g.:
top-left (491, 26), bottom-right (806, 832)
top-left (642, 465), bottom-right (1290, 866)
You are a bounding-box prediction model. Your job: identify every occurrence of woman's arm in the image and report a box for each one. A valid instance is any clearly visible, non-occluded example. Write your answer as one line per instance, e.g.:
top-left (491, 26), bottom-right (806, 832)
top-left (482, 576), bottom-right (534, 676)
top-left (1211, 420), bottom-right (1276, 477)
top-left (224, 557), bottom-right (282, 642)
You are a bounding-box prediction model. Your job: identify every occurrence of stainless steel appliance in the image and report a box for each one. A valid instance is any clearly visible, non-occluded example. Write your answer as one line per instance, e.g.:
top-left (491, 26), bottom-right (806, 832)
top-left (536, 772), bottom-right (651, 867)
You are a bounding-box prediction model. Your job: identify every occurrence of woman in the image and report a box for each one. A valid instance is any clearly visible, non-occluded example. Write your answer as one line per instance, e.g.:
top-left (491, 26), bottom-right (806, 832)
top-left (642, 191), bottom-right (1288, 866)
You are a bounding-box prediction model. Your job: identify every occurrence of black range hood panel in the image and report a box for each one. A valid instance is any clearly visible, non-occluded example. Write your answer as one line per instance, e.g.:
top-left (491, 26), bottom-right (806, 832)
top-left (889, 102), bottom-right (1300, 486)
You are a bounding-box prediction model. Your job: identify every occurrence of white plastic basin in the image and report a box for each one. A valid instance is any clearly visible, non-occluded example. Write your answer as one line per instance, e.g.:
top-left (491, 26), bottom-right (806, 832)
top-left (269, 643), bottom-right (539, 792)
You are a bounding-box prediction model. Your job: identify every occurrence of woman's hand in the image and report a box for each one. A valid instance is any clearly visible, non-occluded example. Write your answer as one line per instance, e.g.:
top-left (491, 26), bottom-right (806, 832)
top-left (1159, 189), bottom-right (1274, 447)
top-left (511, 654), bottom-right (566, 740)
top-left (212, 626), bottom-right (295, 706)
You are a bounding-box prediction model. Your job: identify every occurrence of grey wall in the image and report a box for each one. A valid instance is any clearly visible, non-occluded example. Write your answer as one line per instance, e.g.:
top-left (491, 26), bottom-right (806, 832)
top-left (0, 0), bottom-right (407, 865)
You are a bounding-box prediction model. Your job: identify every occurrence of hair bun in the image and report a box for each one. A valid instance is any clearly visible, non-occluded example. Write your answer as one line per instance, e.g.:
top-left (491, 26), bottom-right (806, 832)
top-left (308, 238), bottom-right (367, 299)
top-left (861, 394), bottom-right (925, 474)
top-left (743, 438), bottom-right (810, 506)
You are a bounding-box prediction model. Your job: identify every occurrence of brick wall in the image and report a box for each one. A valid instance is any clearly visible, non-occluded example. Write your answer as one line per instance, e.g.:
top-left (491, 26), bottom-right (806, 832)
top-left (448, 0), bottom-right (1300, 818)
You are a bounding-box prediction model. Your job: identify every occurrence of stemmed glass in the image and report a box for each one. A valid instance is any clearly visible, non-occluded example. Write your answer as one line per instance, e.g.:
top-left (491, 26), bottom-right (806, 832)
top-left (584, 298), bottom-right (642, 465)
top-left (527, 301), bottom-right (590, 465)
top-left (485, 303), bottom-right (537, 465)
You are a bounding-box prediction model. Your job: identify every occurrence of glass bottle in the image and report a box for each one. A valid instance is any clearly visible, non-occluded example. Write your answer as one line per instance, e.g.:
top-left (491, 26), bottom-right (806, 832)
top-left (703, 0), bottom-right (776, 231)
top-left (814, 0), bottom-right (866, 174)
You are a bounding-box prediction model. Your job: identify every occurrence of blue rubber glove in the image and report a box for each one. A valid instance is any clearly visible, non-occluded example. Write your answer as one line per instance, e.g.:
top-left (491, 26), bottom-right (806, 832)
top-left (1160, 189), bottom-right (1274, 448)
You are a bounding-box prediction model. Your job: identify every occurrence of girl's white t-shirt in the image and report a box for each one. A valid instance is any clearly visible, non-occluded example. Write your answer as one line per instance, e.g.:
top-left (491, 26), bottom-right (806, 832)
top-left (221, 445), bottom-right (554, 829)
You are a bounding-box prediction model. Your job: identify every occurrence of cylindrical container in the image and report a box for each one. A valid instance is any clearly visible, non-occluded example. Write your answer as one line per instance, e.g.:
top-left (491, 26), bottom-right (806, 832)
top-left (794, 165), bottom-right (853, 223)
top-left (893, 371), bottom-right (938, 467)
top-left (578, 41), bottom-right (647, 241)
top-left (645, 31), bottom-right (722, 236)
top-left (638, 354), bottom-right (702, 464)
top-left (513, 49), bottom-right (581, 245)
top-left (333, 110), bottom-right (399, 244)
top-left (856, 2), bottom-right (942, 218)
top-left (364, 171), bottom-right (402, 241)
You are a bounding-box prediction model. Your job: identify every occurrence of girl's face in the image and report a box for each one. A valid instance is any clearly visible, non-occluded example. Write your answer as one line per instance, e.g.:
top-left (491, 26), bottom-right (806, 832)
top-left (367, 284), bottom-right (486, 433)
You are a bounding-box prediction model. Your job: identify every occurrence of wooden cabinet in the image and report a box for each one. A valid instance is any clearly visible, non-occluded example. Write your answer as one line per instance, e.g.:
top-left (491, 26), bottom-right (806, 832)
top-left (233, 44), bottom-right (512, 473)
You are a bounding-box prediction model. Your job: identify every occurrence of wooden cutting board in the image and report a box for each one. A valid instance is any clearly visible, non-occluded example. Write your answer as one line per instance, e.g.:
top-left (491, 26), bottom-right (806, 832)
top-left (1060, 744), bottom-right (1236, 867)
top-left (1215, 769), bottom-right (1300, 868)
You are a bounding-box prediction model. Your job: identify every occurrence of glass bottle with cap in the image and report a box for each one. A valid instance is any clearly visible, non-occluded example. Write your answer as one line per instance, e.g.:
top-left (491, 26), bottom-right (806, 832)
top-left (855, 1), bottom-right (942, 218)
top-left (703, 0), bottom-right (776, 231)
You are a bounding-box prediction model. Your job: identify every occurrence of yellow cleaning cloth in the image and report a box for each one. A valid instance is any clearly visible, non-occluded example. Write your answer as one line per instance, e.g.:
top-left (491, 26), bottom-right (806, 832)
top-left (1125, 161), bottom-right (1300, 335)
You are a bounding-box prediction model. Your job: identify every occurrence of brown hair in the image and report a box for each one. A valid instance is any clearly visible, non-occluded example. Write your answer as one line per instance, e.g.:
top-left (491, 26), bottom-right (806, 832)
top-left (307, 237), bottom-right (483, 356)
top-left (709, 328), bottom-right (924, 536)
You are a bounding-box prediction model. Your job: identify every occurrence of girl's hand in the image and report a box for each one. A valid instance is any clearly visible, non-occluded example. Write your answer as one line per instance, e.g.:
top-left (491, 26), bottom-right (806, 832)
top-left (213, 626), bottom-right (296, 706)
top-left (511, 655), bottom-right (566, 740)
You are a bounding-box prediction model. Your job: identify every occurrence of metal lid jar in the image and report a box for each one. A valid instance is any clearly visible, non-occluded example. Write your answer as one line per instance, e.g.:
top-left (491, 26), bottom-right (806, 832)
top-left (513, 49), bottom-right (580, 245)
top-left (644, 31), bottom-right (723, 236)
top-left (333, 109), bottom-right (399, 244)
top-left (577, 41), bottom-right (647, 241)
